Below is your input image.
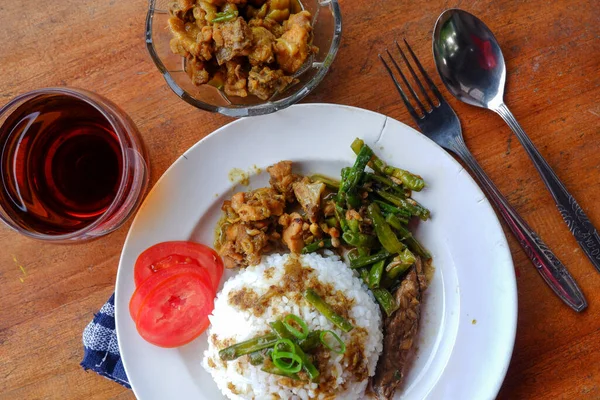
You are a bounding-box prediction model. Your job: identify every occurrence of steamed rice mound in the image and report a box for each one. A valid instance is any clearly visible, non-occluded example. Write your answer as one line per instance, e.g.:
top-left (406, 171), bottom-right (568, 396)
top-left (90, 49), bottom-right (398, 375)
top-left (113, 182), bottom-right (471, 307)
top-left (203, 252), bottom-right (383, 399)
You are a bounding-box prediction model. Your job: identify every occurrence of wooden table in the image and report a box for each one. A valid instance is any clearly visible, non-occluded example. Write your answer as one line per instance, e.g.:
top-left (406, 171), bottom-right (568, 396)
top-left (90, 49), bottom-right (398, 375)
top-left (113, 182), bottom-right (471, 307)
top-left (1, 0), bottom-right (599, 398)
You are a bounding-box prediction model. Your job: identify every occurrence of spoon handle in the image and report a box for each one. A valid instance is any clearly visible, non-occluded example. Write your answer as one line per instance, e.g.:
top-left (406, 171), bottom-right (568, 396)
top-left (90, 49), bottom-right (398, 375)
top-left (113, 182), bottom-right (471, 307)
top-left (495, 103), bottom-right (600, 273)
top-left (450, 137), bottom-right (587, 312)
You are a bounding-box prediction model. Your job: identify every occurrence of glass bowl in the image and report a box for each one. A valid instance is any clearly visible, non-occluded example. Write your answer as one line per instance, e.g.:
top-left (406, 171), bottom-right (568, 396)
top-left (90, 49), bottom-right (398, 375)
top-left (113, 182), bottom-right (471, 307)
top-left (0, 88), bottom-right (149, 243)
top-left (145, 0), bottom-right (342, 117)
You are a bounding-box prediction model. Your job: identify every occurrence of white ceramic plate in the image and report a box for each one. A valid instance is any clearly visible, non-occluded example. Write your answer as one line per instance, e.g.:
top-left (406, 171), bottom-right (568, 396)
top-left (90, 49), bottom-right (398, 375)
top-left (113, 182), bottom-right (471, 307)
top-left (115, 104), bottom-right (517, 400)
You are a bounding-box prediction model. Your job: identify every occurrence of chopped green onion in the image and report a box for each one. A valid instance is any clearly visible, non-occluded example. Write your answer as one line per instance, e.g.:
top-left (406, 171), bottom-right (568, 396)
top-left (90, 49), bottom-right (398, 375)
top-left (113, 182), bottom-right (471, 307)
top-left (273, 338), bottom-right (295, 354)
top-left (319, 330), bottom-right (346, 354)
top-left (272, 351), bottom-right (302, 373)
top-left (282, 314), bottom-right (309, 340)
top-left (304, 289), bottom-right (354, 332)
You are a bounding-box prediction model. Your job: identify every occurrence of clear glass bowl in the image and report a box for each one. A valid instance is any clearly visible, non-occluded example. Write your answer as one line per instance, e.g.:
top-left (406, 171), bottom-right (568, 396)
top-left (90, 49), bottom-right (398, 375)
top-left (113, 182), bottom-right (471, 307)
top-left (145, 0), bottom-right (342, 117)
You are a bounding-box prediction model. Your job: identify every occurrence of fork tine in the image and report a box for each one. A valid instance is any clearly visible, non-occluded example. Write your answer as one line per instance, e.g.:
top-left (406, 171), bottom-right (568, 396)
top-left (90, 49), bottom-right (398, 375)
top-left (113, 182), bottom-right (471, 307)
top-left (403, 38), bottom-right (443, 103)
top-left (385, 49), bottom-right (428, 115)
top-left (395, 40), bottom-right (435, 109)
top-left (378, 54), bottom-right (421, 122)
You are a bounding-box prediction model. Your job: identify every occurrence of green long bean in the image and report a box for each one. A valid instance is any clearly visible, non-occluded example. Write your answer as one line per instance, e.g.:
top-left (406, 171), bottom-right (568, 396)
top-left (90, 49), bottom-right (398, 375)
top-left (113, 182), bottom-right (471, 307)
top-left (248, 351), bottom-right (266, 365)
top-left (334, 204), bottom-right (348, 232)
top-left (385, 213), bottom-right (407, 233)
top-left (351, 138), bottom-right (385, 174)
top-left (368, 260), bottom-right (385, 289)
top-left (310, 174), bottom-right (340, 190)
top-left (386, 263), bottom-right (411, 281)
top-left (301, 239), bottom-right (332, 254)
top-left (304, 289), bottom-right (354, 332)
top-left (372, 288), bottom-right (399, 317)
top-left (366, 172), bottom-right (405, 196)
top-left (219, 333), bottom-right (278, 360)
top-left (385, 249), bottom-right (416, 280)
top-left (345, 191), bottom-right (362, 209)
top-left (349, 249), bottom-right (390, 269)
top-left (367, 203), bottom-right (405, 254)
top-left (298, 330), bottom-right (322, 352)
top-left (262, 363), bottom-right (301, 380)
top-left (359, 267), bottom-right (370, 284)
top-left (385, 214), bottom-right (431, 259)
top-left (377, 190), bottom-right (430, 220)
top-left (375, 200), bottom-right (412, 220)
top-left (351, 138), bottom-right (425, 191)
top-left (346, 218), bottom-right (360, 233)
top-left (342, 231), bottom-right (378, 248)
top-left (340, 145), bottom-right (372, 194)
top-left (270, 320), bottom-right (320, 381)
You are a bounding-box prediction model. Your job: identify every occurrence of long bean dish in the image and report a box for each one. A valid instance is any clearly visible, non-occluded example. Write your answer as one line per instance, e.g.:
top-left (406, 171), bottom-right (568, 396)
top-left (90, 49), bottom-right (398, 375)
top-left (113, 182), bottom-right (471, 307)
top-left (167, 0), bottom-right (316, 100)
top-left (211, 138), bottom-right (433, 399)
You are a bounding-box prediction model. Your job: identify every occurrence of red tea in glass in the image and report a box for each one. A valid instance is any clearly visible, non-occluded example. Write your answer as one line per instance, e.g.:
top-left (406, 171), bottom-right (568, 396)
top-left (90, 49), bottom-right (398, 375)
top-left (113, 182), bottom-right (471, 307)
top-left (0, 88), bottom-right (149, 241)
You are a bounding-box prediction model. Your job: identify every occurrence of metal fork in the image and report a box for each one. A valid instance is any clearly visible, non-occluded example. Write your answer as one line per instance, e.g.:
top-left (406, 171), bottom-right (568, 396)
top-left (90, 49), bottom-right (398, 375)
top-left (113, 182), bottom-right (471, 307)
top-left (379, 39), bottom-right (587, 312)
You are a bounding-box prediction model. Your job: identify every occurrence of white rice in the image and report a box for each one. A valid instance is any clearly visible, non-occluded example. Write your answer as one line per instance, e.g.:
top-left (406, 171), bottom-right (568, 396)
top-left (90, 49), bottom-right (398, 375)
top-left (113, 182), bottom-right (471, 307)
top-left (202, 252), bottom-right (383, 400)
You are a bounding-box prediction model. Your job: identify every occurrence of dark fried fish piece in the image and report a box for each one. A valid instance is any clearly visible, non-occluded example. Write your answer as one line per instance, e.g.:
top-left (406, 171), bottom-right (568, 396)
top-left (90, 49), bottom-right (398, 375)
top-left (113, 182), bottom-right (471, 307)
top-left (371, 257), bottom-right (425, 399)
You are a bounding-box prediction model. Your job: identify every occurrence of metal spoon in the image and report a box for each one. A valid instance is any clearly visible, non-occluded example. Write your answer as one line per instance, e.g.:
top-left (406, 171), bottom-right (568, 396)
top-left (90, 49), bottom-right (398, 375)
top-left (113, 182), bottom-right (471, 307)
top-left (432, 9), bottom-right (600, 274)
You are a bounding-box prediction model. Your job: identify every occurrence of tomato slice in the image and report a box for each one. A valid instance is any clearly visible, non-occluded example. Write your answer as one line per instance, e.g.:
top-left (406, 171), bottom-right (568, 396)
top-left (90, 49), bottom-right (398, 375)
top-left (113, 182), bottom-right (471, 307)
top-left (133, 241), bottom-right (224, 291)
top-left (134, 252), bottom-right (200, 287)
top-left (129, 265), bottom-right (213, 321)
top-left (135, 273), bottom-right (214, 348)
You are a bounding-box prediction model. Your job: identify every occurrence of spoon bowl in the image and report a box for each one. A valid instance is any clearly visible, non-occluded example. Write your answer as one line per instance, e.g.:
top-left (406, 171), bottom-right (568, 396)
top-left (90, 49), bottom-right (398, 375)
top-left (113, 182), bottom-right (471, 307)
top-left (433, 9), bottom-right (506, 110)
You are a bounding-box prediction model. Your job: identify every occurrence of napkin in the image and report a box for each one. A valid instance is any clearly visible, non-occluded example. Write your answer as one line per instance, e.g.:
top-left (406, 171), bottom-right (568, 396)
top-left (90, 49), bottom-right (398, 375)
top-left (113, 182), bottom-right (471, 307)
top-left (81, 294), bottom-right (131, 388)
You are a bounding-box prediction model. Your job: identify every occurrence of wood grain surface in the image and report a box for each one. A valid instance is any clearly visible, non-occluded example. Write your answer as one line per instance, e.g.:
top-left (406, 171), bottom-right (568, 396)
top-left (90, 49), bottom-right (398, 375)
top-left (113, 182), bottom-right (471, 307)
top-left (1, 0), bottom-right (599, 398)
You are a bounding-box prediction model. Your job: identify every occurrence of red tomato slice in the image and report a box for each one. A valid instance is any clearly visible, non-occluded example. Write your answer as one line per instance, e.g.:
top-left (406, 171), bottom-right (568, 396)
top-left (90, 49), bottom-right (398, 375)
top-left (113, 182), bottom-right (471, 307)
top-left (133, 241), bottom-right (224, 291)
top-left (129, 265), bottom-right (213, 321)
top-left (134, 252), bottom-right (200, 286)
top-left (135, 273), bottom-right (214, 348)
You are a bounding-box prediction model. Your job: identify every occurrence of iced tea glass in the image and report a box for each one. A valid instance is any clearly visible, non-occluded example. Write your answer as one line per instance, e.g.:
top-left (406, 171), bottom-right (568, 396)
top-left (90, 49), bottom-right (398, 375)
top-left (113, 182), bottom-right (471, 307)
top-left (0, 87), bottom-right (149, 242)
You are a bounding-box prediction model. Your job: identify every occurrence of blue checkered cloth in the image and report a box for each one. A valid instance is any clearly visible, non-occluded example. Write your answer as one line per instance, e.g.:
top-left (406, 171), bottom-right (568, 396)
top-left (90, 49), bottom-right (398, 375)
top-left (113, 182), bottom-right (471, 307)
top-left (81, 294), bottom-right (131, 388)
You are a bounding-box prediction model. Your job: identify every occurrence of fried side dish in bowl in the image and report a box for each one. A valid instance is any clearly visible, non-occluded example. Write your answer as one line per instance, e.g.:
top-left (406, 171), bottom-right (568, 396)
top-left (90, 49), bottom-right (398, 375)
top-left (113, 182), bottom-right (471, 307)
top-left (146, 0), bottom-right (341, 116)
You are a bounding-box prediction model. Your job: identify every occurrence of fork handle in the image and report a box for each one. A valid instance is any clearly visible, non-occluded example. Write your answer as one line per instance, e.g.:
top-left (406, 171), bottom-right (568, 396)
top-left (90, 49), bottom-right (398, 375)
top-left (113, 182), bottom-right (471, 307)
top-left (450, 138), bottom-right (587, 312)
top-left (495, 103), bottom-right (600, 274)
